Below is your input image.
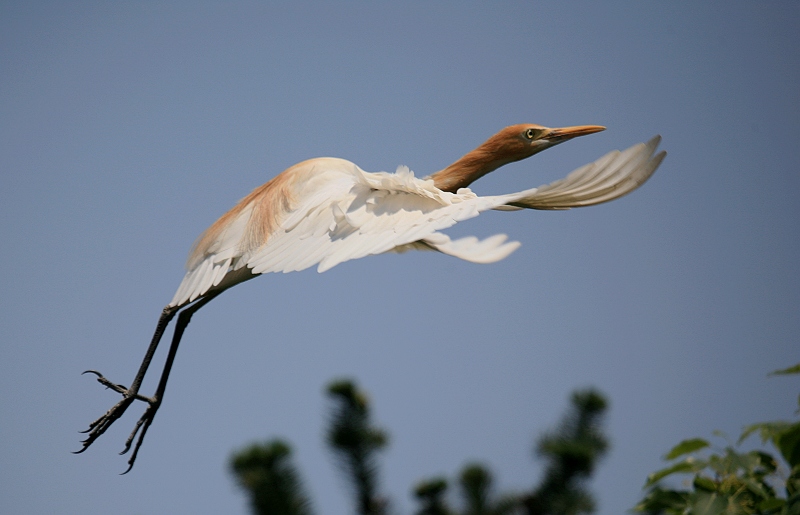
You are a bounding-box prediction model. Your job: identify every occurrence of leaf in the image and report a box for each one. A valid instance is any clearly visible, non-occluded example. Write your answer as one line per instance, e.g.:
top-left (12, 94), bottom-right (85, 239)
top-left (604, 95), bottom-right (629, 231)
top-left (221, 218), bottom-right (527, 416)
top-left (739, 422), bottom-right (791, 446)
top-left (707, 452), bottom-right (732, 476)
top-left (633, 487), bottom-right (688, 513)
top-left (732, 448), bottom-right (763, 472)
top-left (769, 362), bottom-right (800, 376)
top-left (646, 459), bottom-right (705, 486)
top-left (756, 497), bottom-right (785, 512)
top-left (740, 421), bottom-right (800, 467)
top-left (690, 491), bottom-right (727, 515)
top-left (693, 475), bottom-right (717, 492)
top-left (664, 438), bottom-right (710, 460)
top-left (751, 450), bottom-right (779, 474)
top-left (741, 476), bottom-right (771, 500)
top-left (711, 429), bottom-right (730, 441)
top-left (776, 423), bottom-right (800, 468)
top-left (787, 465), bottom-right (800, 497)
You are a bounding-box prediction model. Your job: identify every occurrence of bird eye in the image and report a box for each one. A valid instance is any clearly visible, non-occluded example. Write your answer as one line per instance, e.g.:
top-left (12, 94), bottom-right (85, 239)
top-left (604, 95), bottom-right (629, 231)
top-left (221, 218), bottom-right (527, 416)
top-left (525, 128), bottom-right (542, 140)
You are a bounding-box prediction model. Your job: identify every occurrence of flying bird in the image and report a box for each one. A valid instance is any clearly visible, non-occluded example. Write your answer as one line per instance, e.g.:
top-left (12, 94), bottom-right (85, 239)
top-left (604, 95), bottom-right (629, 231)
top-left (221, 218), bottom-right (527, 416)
top-left (77, 123), bottom-right (665, 472)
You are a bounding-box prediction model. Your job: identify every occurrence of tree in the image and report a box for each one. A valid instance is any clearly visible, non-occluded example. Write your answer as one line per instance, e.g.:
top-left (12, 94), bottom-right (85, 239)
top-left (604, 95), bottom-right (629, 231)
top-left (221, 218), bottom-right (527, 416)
top-left (635, 363), bottom-right (800, 515)
top-left (412, 464), bottom-right (519, 515)
top-left (414, 477), bottom-right (452, 515)
top-left (230, 382), bottom-right (610, 515)
top-left (411, 389), bottom-right (610, 515)
top-left (326, 379), bottom-right (389, 515)
top-left (521, 389), bottom-right (609, 515)
top-left (229, 439), bottom-right (313, 515)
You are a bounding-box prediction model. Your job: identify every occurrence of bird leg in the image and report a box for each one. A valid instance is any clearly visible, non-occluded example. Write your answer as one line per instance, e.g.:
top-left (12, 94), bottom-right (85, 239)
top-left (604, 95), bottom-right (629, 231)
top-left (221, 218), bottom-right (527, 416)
top-left (76, 292), bottom-right (218, 472)
top-left (76, 306), bottom-right (178, 454)
top-left (115, 293), bottom-right (218, 472)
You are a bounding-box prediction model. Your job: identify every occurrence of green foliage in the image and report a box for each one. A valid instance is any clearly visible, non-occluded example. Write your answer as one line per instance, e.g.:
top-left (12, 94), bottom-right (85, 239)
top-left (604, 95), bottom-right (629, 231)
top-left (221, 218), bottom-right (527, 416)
top-left (458, 464), bottom-right (506, 515)
top-left (412, 464), bottom-right (519, 515)
top-left (635, 363), bottom-right (800, 515)
top-left (411, 389), bottom-right (610, 515)
top-left (521, 389), bottom-right (610, 515)
top-left (769, 364), bottom-right (800, 377)
top-left (664, 439), bottom-right (710, 460)
top-left (414, 477), bottom-right (452, 515)
top-left (229, 439), bottom-right (313, 515)
top-left (326, 379), bottom-right (389, 515)
top-left (459, 464), bottom-right (520, 515)
top-left (229, 382), bottom-right (610, 515)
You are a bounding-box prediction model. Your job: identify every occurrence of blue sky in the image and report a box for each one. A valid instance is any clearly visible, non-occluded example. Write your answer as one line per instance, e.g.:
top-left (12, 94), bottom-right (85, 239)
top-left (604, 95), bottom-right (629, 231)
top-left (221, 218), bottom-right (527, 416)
top-left (1, 2), bottom-right (798, 514)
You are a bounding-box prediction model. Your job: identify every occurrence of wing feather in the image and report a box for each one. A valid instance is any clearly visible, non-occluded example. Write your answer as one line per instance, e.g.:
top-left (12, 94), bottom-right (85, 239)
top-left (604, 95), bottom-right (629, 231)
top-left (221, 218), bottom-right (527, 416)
top-left (244, 164), bottom-right (513, 276)
top-left (416, 232), bottom-right (521, 264)
top-left (504, 136), bottom-right (664, 210)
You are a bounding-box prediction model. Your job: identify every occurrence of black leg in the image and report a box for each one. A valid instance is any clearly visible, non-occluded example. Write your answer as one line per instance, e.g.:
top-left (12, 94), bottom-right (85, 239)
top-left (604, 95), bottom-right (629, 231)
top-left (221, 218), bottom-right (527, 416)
top-left (117, 292), bottom-right (220, 473)
top-left (76, 292), bottom-right (218, 472)
top-left (76, 305), bottom-right (178, 453)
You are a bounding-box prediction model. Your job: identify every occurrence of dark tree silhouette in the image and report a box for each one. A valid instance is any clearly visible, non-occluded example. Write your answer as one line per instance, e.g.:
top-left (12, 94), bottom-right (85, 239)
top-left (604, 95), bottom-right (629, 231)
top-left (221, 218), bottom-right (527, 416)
top-left (412, 390), bottom-right (609, 515)
top-left (229, 439), bottom-right (312, 515)
top-left (458, 464), bottom-right (519, 515)
top-left (326, 379), bottom-right (389, 515)
top-left (521, 389), bottom-right (609, 515)
top-left (229, 383), bottom-right (610, 515)
top-left (414, 477), bottom-right (452, 515)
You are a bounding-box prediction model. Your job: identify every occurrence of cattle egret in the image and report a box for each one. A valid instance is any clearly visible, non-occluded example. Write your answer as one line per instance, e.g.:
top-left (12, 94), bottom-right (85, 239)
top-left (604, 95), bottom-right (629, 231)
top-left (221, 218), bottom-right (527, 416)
top-left (77, 124), bottom-right (665, 472)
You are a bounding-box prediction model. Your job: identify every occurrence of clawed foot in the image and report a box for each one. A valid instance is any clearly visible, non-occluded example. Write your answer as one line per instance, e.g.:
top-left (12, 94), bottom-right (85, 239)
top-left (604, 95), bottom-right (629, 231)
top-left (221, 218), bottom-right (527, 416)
top-left (75, 370), bottom-right (161, 473)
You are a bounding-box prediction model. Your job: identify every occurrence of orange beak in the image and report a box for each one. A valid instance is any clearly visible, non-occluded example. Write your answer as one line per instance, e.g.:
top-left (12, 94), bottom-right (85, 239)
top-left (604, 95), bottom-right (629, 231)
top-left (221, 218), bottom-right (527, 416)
top-left (546, 125), bottom-right (606, 142)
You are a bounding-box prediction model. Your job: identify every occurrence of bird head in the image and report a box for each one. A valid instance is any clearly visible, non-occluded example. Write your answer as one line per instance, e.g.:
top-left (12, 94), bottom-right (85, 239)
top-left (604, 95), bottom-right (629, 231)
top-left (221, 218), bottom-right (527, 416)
top-left (485, 123), bottom-right (606, 164)
top-left (430, 123), bottom-right (606, 192)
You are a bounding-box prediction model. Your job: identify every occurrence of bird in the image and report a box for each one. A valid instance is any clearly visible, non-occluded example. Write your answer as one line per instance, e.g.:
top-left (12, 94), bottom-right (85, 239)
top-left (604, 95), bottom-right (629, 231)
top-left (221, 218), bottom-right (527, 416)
top-left (77, 123), bottom-right (665, 472)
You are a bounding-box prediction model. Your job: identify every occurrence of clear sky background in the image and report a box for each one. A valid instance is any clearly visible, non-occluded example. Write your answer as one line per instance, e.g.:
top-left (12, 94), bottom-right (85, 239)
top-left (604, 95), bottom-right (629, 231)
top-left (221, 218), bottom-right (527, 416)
top-left (1, 2), bottom-right (798, 514)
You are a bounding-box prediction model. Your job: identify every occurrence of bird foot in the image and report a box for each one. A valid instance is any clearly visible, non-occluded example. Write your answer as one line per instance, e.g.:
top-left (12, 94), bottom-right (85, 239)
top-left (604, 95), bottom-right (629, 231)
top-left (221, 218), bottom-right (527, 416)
top-left (75, 370), bottom-right (161, 473)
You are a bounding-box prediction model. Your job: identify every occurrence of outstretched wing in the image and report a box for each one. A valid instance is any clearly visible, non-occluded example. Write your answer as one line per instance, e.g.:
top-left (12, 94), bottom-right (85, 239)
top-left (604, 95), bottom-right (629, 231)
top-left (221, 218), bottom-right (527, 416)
top-left (242, 165), bottom-right (517, 275)
top-left (501, 136), bottom-right (665, 210)
top-left (170, 159), bottom-right (518, 307)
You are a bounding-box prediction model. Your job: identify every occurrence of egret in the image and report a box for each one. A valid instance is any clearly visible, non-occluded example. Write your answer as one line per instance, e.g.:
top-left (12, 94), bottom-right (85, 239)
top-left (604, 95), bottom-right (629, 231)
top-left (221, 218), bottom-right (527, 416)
top-left (77, 124), bottom-right (665, 472)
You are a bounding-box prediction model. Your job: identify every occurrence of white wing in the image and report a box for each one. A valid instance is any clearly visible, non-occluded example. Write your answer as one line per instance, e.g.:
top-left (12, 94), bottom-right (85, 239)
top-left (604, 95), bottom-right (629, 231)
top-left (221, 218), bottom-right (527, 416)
top-left (170, 160), bottom-right (519, 307)
top-left (501, 136), bottom-right (665, 210)
top-left (243, 165), bottom-right (517, 275)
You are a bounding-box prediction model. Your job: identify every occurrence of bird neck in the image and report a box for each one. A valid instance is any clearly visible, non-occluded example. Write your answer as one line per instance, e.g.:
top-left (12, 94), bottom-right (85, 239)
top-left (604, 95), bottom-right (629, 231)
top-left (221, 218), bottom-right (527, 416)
top-left (429, 147), bottom-right (516, 193)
